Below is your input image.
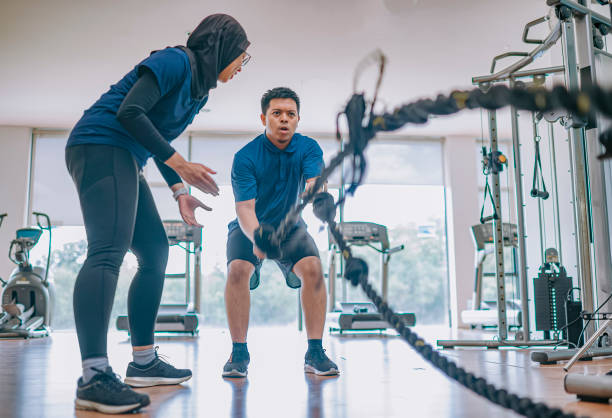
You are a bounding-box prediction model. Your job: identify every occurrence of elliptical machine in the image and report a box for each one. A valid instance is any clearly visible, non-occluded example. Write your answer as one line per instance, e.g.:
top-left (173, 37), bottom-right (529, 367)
top-left (0, 212), bottom-right (54, 338)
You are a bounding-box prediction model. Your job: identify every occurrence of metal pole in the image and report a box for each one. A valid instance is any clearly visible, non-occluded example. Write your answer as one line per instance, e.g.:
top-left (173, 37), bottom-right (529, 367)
top-left (574, 0), bottom-right (612, 336)
top-left (532, 113), bottom-right (546, 263)
top-left (185, 243), bottom-right (191, 308)
top-left (510, 94), bottom-right (532, 341)
top-left (564, 318), bottom-right (612, 371)
top-left (194, 241), bottom-right (202, 313)
top-left (473, 251), bottom-right (486, 310)
top-left (488, 108), bottom-right (509, 340)
top-left (339, 138), bottom-right (347, 303)
top-left (328, 245), bottom-right (336, 312)
top-left (382, 253), bottom-right (389, 303)
top-left (561, 17), bottom-right (596, 338)
top-left (472, 65), bottom-right (565, 85)
top-left (548, 122), bottom-right (564, 263)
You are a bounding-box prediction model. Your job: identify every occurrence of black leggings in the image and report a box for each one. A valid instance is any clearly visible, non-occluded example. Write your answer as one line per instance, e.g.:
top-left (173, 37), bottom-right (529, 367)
top-left (66, 144), bottom-right (168, 360)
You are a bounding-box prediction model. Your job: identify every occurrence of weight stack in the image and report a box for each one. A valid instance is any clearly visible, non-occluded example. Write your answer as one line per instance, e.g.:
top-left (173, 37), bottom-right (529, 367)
top-left (534, 268), bottom-right (572, 332)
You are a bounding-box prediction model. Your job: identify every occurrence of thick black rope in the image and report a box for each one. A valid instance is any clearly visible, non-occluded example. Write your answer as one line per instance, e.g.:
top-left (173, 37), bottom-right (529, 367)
top-left (370, 84), bottom-right (612, 132)
top-left (265, 83), bottom-right (612, 246)
top-left (353, 254), bottom-right (576, 418)
top-left (313, 192), bottom-right (578, 418)
top-left (252, 82), bottom-right (612, 418)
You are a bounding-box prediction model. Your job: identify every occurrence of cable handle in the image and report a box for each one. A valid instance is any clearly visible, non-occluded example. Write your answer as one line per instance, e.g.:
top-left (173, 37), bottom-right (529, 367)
top-left (480, 177), bottom-right (499, 224)
top-left (531, 122), bottom-right (549, 199)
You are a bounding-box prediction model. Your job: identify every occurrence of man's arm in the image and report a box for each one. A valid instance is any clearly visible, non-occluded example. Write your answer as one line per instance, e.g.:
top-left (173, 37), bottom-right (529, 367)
top-left (302, 139), bottom-right (325, 197)
top-left (236, 199), bottom-right (266, 259)
top-left (231, 154), bottom-right (258, 240)
top-left (236, 199), bottom-right (259, 242)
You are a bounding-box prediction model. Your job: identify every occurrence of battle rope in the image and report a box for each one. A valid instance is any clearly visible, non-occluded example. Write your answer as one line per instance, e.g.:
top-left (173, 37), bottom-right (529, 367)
top-left (312, 191), bottom-right (578, 418)
top-left (250, 52), bottom-right (612, 417)
top-left (260, 82), bottom-right (612, 249)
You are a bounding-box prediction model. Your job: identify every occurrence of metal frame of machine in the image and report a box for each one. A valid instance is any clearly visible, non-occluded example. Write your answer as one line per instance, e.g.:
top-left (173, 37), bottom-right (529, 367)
top-left (326, 221), bottom-right (416, 333)
top-left (439, 0), bottom-right (612, 350)
top-left (0, 212), bottom-right (54, 339)
top-left (460, 223), bottom-right (522, 329)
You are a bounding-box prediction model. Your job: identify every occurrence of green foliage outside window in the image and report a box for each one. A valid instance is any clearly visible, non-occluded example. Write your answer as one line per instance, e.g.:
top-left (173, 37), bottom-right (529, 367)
top-left (42, 220), bottom-right (448, 330)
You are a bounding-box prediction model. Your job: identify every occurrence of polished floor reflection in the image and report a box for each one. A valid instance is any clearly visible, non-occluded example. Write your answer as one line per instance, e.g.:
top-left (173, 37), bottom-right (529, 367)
top-left (2, 326), bottom-right (612, 417)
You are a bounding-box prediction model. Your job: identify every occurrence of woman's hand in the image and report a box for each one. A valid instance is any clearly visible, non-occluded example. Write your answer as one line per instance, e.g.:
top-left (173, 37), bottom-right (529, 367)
top-left (177, 195), bottom-right (211, 227)
top-left (166, 152), bottom-right (220, 196)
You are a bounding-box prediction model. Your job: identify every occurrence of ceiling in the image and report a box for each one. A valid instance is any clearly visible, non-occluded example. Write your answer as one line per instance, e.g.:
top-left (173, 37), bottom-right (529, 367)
top-left (1, 0), bottom-right (596, 137)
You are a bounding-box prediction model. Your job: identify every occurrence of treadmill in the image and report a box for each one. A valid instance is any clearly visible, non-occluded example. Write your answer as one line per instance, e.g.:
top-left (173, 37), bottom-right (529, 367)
top-left (327, 221), bottom-right (416, 333)
top-left (117, 220), bottom-right (202, 335)
top-left (460, 223), bottom-right (522, 328)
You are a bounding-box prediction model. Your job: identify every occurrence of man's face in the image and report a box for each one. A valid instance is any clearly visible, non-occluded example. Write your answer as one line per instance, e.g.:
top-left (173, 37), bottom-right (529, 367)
top-left (261, 98), bottom-right (299, 149)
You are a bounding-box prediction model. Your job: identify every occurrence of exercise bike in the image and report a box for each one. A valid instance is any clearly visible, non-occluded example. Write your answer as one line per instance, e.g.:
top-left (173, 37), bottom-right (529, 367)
top-left (0, 212), bottom-right (54, 338)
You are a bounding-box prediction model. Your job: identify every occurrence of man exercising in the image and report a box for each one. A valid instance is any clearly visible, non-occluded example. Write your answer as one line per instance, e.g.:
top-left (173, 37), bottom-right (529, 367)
top-left (223, 87), bottom-right (339, 378)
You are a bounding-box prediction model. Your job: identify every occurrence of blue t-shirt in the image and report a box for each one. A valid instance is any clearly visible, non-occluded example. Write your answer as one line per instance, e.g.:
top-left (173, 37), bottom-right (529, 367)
top-left (67, 47), bottom-right (207, 167)
top-left (228, 133), bottom-right (324, 232)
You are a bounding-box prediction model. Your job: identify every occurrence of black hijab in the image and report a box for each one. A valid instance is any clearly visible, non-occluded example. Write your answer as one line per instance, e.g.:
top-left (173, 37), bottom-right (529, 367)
top-left (177, 14), bottom-right (250, 100)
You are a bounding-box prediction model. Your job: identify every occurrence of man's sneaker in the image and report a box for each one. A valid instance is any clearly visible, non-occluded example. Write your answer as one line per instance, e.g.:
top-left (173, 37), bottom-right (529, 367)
top-left (222, 351), bottom-right (250, 378)
top-left (304, 349), bottom-right (339, 376)
top-left (75, 367), bottom-right (150, 414)
top-left (125, 349), bottom-right (192, 387)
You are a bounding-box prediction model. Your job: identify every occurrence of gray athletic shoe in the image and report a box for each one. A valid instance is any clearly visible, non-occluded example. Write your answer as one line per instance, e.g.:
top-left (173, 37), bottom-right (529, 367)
top-left (304, 349), bottom-right (339, 376)
top-left (124, 350), bottom-right (192, 387)
top-left (76, 367), bottom-right (150, 414)
top-left (222, 351), bottom-right (250, 378)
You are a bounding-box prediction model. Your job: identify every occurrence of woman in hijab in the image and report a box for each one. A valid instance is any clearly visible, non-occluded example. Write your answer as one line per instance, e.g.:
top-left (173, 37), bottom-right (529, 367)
top-left (65, 14), bottom-right (250, 414)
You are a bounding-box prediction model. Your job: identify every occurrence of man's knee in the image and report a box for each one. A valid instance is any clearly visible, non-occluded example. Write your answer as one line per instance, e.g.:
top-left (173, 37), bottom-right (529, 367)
top-left (297, 258), bottom-right (324, 289)
top-left (227, 261), bottom-right (254, 286)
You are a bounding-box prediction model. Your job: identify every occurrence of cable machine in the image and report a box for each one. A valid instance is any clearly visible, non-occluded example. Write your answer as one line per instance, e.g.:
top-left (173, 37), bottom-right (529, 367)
top-left (440, 0), bottom-right (612, 349)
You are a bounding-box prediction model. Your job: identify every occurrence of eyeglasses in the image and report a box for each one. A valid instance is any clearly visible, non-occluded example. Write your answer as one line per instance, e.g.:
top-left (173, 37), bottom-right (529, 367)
top-left (241, 52), bottom-right (251, 67)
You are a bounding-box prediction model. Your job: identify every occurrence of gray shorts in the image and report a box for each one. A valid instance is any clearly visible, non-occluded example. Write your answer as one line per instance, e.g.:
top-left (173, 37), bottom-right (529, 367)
top-left (226, 223), bottom-right (320, 290)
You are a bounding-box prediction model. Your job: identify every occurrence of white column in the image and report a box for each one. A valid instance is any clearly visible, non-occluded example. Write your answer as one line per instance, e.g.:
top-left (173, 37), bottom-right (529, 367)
top-left (0, 126), bottom-right (32, 279)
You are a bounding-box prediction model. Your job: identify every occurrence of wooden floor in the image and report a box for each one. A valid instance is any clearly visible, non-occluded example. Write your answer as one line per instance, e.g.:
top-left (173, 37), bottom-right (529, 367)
top-left (1, 326), bottom-right (612, 418)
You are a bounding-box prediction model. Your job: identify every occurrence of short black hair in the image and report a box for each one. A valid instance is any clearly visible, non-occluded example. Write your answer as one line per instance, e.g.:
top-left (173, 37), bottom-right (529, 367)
top-left (261, 87), bottom-right (300, 115)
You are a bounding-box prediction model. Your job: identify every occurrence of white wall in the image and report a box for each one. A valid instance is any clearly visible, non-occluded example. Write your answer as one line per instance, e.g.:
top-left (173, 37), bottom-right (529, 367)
top-left (0, 126), bottom-right (32, 280)
top-left (0, 0), bottom-right (551, 134)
